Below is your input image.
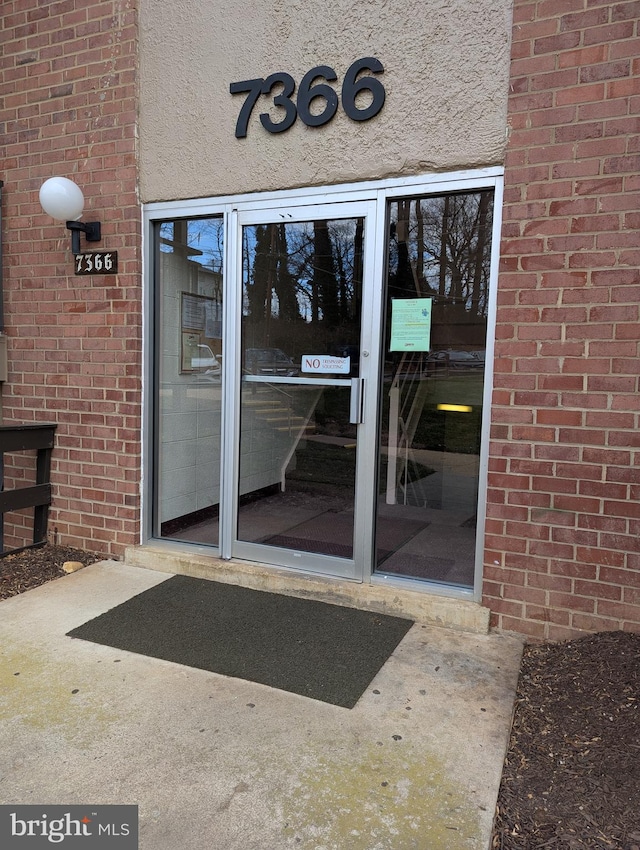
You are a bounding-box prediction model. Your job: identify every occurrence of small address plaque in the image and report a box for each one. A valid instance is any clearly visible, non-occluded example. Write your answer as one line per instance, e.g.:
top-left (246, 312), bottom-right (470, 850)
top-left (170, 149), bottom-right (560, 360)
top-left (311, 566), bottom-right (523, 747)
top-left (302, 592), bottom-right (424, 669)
top-left (74, 252), bottom-right (118, 276)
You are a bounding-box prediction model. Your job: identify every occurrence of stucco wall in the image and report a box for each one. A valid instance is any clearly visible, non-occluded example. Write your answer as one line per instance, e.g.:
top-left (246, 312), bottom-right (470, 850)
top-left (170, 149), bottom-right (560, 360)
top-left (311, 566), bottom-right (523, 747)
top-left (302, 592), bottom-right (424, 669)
top-left (138, 0), bottom-right (513, 202)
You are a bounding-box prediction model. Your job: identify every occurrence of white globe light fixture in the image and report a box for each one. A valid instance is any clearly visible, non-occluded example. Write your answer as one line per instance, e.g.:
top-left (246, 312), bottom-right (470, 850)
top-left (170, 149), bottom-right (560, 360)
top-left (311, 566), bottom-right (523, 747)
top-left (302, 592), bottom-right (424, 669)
top-left (39, 176), bottom-right (84, 221)
top-left (39, 176), bottom-right (101, 254)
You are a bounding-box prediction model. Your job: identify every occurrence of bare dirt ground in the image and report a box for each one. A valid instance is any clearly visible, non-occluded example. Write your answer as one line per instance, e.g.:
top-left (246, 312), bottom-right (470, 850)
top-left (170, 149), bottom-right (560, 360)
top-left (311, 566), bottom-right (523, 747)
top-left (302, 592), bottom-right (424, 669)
top-left (2, 545), bottom-right (639, 848)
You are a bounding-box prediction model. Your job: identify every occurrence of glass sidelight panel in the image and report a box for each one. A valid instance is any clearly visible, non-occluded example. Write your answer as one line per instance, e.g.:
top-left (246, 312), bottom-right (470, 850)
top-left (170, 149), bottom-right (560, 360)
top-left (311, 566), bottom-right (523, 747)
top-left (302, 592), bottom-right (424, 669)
top-left (376, 190), bottom-right (493, 588)
top-left (154, 217), bottom-right (224, 546)
top-left (236, 217), bottom-right (363, 562)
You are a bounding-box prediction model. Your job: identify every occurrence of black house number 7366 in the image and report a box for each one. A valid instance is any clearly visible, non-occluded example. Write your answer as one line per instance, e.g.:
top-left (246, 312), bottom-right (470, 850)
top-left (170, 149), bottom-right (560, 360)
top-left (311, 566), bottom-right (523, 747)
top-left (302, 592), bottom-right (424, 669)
top-left (230, 57), bottom-right (385, 139)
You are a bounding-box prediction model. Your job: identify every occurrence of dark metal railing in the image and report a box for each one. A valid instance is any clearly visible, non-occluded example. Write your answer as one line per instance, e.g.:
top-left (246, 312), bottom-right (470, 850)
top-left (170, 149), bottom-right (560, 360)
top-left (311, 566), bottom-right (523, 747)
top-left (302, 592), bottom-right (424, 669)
top-left (0, 424), bottom-right (57, 555)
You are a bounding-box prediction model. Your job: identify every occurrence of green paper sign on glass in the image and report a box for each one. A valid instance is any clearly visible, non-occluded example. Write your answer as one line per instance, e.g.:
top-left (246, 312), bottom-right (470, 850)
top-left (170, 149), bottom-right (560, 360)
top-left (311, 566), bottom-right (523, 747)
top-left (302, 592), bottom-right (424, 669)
top-left (389, 297), bottom-right (432, 352)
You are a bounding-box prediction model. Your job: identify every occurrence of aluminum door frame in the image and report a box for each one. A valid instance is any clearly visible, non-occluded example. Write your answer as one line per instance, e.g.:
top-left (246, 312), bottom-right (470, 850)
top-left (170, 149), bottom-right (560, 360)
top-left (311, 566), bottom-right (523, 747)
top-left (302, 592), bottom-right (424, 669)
top-left (224, 200), bottom-right (379, 581)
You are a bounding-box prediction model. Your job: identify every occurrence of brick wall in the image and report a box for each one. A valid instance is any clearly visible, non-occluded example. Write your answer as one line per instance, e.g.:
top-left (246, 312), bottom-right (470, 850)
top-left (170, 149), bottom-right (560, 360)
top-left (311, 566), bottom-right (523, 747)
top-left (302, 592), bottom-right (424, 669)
top-left (1, 0), bottom-right (140, 556)
top-left (485, 0), bottom-right (640, 638)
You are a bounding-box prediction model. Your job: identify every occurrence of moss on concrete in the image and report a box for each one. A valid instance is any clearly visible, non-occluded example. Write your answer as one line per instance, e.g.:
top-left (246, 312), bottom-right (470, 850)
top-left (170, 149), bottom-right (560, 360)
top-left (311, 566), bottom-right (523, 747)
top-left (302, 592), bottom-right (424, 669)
top-left (281, 738), bottom-right (481, 849)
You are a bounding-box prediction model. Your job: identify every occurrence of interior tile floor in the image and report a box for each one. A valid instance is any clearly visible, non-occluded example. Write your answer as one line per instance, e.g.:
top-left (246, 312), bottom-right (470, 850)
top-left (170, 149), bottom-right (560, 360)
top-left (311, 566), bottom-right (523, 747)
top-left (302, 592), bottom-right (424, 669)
top-left (164, 449), bottom-right (479, 590)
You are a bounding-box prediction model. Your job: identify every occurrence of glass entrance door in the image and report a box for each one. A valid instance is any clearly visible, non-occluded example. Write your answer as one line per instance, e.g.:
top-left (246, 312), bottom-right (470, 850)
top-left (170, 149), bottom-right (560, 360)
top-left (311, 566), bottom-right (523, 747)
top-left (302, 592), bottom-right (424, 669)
top-left (231, 203), bottom-right (377, 579)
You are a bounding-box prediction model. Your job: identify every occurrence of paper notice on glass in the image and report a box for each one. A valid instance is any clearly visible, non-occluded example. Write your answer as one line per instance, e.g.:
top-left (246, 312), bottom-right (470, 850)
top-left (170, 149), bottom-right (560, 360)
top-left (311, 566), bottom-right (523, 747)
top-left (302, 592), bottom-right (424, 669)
top-left (389, 298), bottom-right (432, 352)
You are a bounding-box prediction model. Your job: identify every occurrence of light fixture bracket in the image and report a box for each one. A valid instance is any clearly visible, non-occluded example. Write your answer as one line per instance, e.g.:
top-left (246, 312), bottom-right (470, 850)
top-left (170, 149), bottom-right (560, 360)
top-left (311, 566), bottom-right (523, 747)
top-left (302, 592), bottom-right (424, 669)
top-left (66, 220), bottom-right (102, 255)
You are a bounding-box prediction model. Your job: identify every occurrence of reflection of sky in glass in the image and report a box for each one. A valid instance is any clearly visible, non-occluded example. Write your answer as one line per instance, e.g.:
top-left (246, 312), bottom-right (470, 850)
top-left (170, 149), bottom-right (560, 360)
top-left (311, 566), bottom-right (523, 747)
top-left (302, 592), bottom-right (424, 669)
top-left (158, 218), bottom-right (224, 274)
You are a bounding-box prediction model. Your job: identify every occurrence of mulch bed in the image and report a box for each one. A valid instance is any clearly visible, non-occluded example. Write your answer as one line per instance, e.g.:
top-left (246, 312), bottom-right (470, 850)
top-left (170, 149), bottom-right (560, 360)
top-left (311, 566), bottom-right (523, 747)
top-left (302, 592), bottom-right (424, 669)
top-left (2, 546), bottom-right (639, 846)
top-left (0, 543), bottom-right (100, 600)
top-left (493, 631), bottom-right (640, 850)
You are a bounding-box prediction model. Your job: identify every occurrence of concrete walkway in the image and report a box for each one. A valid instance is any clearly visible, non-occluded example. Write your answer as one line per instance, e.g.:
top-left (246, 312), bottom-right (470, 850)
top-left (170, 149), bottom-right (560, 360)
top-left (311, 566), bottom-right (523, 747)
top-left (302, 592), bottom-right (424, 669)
top-left (0, 562), bottom-right (523, 849)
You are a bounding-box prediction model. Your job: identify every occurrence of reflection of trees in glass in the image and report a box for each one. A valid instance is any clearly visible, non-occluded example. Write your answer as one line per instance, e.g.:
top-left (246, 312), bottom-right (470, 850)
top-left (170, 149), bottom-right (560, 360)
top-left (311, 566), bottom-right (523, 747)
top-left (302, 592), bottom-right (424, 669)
top-left (388, 191), bottom-right (493, 317)
top-left (245, 225), bottom-right (271, 322)
top-left (243, 219), bottom-right (364, 354)
top-left (313, 221), bottom-right (339, 325)
top-left (246, 224), bottom-right (301, 323)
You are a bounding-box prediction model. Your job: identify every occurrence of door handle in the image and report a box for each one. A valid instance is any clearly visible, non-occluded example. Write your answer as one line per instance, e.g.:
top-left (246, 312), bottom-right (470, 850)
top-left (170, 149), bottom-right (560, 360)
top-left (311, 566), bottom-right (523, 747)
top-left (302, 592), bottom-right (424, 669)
top-left (349, 377), bottom-right (365, 424)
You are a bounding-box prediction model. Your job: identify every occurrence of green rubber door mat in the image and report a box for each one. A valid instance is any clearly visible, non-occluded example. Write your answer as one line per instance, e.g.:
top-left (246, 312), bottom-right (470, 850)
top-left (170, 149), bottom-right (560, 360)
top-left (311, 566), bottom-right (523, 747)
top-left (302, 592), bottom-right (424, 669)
top-left (67, 575), bottom-right (414, 708)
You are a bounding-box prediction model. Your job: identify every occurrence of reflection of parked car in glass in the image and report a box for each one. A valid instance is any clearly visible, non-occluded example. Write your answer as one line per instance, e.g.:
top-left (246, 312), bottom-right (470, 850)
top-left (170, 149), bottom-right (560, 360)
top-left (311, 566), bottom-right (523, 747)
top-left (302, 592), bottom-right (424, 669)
top-left (191, 344), bottom-right (222, 376)
top-left (245, 348), bottom-right (298, 377)
top-left (426, 350), bottom-right (485, 369)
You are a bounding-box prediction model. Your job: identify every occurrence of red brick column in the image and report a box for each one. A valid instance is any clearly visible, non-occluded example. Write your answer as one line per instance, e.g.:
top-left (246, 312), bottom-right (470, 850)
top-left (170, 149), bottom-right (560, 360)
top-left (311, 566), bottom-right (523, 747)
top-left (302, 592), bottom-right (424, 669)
top-left (485, 0), bottom-right (640, 638)
top-left (1, 0), bottom-right (140, 556)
